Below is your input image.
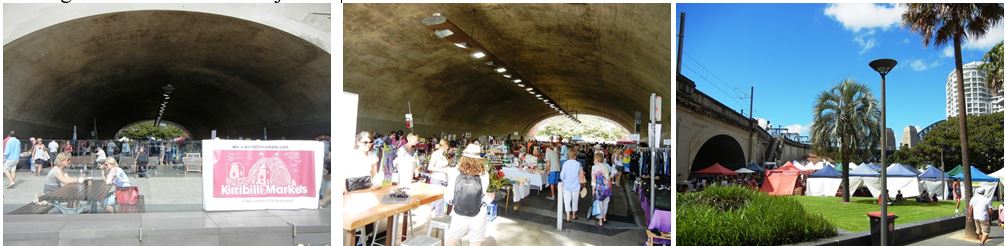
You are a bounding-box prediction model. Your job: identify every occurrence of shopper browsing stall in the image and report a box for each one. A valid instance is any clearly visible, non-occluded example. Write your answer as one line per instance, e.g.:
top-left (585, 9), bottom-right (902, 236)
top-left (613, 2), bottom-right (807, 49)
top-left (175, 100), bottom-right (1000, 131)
top-left (445, 144), bottom-right (491, 246)
top-left (560, 147), bottom-right (585, 221)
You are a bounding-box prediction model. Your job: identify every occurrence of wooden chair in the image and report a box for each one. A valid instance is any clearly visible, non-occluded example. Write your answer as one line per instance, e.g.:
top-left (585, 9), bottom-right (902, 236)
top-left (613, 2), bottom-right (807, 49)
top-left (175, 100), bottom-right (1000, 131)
top-left (183, 157), bottom-right (202, 174)
top-left (646, 230), bottom-right (672, 246)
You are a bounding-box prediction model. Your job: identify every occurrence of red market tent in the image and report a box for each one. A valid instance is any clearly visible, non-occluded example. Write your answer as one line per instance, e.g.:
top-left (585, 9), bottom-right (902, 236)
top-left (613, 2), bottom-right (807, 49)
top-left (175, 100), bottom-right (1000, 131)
top-left (760, 171), bottom-right (800, 195)
top-left (692, 163), bottom-right (738, 176)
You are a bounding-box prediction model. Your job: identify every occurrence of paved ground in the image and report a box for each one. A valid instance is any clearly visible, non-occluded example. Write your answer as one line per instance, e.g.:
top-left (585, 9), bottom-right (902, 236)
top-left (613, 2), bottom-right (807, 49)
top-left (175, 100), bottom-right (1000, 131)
top-left (3, 167), bottom-right (204, 213)
top-left (906, 222), bottom-right (1004, 246)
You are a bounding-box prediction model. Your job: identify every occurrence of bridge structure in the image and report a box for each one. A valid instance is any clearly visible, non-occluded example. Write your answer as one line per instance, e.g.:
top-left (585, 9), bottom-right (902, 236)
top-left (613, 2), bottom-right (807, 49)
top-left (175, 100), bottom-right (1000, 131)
top-left (676, 74), bottom-right (811, 181)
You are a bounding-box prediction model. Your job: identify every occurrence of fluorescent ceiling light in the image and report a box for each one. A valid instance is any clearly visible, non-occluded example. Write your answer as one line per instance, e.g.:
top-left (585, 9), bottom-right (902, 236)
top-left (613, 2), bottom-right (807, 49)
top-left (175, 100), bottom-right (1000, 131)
top-left (471, 51), bottom-right (486, 59)
top-left (513, 79), bottom-right (522, 83)
top-left (517, 84), bottom-right (525, 87)
top-left (435, 29), bottom-right (454, 38)
top-left (525, 88), bottom-right (533, 91)
top-left (453, 42), bottom-right (468, 48)
top-left (495, 67), bottom-right (507, 73)
top-left (485, 61), bottom-right (495, 66)
top-left (503, 74), bottom-right (512, 78)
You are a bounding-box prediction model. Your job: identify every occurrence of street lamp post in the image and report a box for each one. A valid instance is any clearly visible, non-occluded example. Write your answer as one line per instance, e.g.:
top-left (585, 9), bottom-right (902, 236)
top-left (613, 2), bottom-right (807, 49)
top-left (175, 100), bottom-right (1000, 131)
top-left (869, 58), bottom-right (896, 246)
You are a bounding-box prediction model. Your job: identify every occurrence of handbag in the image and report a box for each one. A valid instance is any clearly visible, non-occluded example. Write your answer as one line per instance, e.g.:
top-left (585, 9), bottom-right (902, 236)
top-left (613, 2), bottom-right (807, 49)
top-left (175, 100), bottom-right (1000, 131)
top-left (591, 200), bottom-right (602, 217)
top-left (115, 186), bottom-right (140, 205)
top-left (346, 176), bottom-right (373, 192)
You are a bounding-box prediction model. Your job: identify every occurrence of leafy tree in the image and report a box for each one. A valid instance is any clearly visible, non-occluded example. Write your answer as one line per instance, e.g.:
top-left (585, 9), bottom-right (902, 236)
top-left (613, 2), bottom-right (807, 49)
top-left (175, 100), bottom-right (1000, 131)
top-left (980, 41), bottom-right (1003, 92)
top-left (118, 122), bottom-right (185, 140)
top-left (811, 79), bottom-right (881, 203)
top-left (536, 116), bottom-right (629, 142)
top-left (913, 113), bottom-right (1004, 172)
top-left (903, 4), bottom-right (1003, 237)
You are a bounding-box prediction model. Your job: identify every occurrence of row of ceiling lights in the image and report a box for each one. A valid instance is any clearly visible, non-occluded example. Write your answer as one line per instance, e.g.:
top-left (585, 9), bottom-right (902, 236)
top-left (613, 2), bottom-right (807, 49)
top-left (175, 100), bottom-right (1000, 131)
top-left (422, 13), bottom-right (580, 123)
top-left (154, 84), bottom-right (175, 127)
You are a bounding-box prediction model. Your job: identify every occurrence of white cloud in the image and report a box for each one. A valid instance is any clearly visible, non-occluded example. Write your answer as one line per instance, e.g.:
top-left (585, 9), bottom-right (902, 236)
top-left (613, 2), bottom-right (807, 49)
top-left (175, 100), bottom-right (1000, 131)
top-left (909, 59), bottom-right (940, 71)
top-left (756, 118), bottom-right (769, 129)
top-left (784, 123), bottom-right (810, 136)
top-left (824, 4), bottom-right (906, 32)
top-left (825, 4), bottom-right (906, 54)
top-left (853, 30), bottom-right (878, 54)
top-left (942, 46), bottom-right (955, 58)
top-left (963, 20), bottom-right (1005, 51)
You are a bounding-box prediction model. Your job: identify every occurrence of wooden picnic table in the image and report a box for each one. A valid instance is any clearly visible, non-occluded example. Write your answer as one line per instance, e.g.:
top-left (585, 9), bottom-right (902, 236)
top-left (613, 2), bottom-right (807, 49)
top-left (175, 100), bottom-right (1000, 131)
top-left (343, 182), bottom-right (445, 246)
top-left (39, 179), bottom-right (113, 213)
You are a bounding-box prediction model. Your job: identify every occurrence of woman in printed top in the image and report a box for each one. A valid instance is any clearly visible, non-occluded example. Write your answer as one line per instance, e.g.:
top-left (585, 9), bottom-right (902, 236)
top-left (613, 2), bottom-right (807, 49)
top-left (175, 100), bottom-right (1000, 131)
top-left (102, 158), bottom-right (131, 213)
top-left (591, 153), bottom-right (613, 226)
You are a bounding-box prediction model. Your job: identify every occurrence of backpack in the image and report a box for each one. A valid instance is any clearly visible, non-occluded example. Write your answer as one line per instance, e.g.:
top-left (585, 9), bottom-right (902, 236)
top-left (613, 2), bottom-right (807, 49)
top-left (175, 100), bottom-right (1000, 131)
top-left (452, 174), bottom-right (483, 217)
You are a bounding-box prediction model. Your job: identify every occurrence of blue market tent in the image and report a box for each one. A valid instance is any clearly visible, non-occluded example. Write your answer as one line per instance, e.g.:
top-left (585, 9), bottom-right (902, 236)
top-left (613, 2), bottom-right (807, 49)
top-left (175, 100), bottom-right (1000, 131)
top-left (918, 165), bottom-right (945, 180)
top-left (951, 166), bottom-right (999, 182)
top-left (809, 164), bottom-right (841, 178)
top-left (745, 162), bottom-right (765, 173)
top-left (886, 164), bottom-right (921, 177)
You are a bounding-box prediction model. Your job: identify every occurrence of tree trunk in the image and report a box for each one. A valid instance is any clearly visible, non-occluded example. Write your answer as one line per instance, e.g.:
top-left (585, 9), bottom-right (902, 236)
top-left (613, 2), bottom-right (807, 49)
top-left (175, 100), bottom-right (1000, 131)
top-left (841, 139), bottom-right (850, 203)
top-left (954, 36), bottom-right (976, 239)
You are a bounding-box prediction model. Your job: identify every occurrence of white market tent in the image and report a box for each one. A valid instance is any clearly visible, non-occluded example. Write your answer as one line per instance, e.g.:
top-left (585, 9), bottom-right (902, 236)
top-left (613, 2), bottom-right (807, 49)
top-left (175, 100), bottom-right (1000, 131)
top-left (735, 168), bottom-right (756, 174)
top-left (848, 164), bottom-right (882, 197)
top-left (806, 165), bottom-right (842, 196)
top-left (917, 165), bottom-right (947, 197)
top-left (884, 164), bottom-right (922, 198)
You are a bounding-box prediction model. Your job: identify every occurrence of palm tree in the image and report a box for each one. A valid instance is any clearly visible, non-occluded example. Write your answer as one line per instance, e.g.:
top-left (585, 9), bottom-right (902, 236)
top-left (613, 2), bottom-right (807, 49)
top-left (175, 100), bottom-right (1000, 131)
top-left (980, 41), bottom-right (1003, 92)
top-left (902, 3), bottom-right (1003, 238)
top-left (811, 79), bottom-right (881, 203)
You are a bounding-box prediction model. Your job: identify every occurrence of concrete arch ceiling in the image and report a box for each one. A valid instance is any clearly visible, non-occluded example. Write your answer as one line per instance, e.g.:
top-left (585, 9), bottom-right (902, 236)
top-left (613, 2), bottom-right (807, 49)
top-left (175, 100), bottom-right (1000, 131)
top-left (3, 10), bottom-right (331, 139)
top-left (344, 3), bottom-right (672, 137)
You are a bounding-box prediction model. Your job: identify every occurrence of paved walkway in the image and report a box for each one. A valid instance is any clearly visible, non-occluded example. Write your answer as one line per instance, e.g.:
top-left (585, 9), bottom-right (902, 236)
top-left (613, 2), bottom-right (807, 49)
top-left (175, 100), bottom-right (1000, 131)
top-left (3, 169), bottom-right (204, 213)
top-left (907, 223), bottom-right (1004, 246)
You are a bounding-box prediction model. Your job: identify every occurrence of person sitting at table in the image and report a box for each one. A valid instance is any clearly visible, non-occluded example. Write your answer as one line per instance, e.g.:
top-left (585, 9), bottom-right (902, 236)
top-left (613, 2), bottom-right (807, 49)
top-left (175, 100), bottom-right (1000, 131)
top-left (94, 147), bottom-right (107, 168)
top-left (918, 190), bottom-right (931, 203)
top-left (101, 158), bottom-right (131, 213)
top-left (346, 132), bottom-right (377, 193)
top-left (44, 153), bottom-right (82, 213)
top-left (445, 144), bottom-right (491, 246)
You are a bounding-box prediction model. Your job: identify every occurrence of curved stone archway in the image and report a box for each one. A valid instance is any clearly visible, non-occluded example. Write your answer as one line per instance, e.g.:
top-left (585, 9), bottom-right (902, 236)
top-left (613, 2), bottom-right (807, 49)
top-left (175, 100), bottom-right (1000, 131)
top-left (344, 4), bottom-right (671, 140)
top-left (3, 10), bottom-right (331, 140)
top-left (691, 134), bottom-right (745, 171)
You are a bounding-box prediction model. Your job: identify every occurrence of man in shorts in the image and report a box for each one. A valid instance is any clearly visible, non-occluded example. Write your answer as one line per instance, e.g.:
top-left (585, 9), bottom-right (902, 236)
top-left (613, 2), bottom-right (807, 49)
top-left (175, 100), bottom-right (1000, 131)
top-left (4, 131), bottom-right (21, 189)
top-left (968, 189), bottom-right (992, 246)
top-left (545, 142), bottom-right (561, 200)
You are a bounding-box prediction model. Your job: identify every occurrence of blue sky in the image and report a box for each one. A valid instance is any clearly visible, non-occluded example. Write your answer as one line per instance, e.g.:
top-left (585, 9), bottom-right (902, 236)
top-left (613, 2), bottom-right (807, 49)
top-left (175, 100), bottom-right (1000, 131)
top-left (676, 3), bottom-right (1004, 147)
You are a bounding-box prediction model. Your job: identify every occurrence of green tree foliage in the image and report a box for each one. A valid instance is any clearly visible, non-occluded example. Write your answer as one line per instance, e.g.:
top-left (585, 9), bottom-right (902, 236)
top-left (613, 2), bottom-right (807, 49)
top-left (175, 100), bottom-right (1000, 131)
top-left (912, 113), bottom-right (1004, 172)
top-left (535, 116), bottom-right (629, 142)
top-left (981, 41), bottom-right (1004, 92)
top-left (118, 122), bottom-right (185, 140)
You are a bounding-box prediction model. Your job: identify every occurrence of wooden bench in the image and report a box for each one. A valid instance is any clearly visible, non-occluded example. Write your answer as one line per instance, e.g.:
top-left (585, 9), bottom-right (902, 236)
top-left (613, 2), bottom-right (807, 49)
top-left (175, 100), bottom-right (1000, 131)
top-left (8, 202), bottom-right (54, 214)
top-left (68, 156), bottom-right (95, 170)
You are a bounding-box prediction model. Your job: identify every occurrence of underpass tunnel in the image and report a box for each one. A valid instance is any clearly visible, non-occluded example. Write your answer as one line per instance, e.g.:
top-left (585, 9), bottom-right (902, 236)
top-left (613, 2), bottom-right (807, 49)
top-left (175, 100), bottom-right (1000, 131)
top-left (345, 4), bottom-right (671, 140)
top-left (3, 10), bottom-right (331, 140)
top-left (692, 134), bottom-right (746, 171)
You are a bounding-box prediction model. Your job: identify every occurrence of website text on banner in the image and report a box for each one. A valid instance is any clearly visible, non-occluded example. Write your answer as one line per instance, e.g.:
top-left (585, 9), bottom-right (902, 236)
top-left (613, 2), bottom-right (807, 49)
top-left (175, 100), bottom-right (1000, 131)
top-left (202, 140), bottom-right (324, 211)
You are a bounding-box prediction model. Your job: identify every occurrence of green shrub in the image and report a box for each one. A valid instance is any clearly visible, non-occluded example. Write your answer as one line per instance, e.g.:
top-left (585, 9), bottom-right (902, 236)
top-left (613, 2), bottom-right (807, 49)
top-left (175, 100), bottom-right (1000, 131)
top-left (676, 185), bottom-right (837, 246)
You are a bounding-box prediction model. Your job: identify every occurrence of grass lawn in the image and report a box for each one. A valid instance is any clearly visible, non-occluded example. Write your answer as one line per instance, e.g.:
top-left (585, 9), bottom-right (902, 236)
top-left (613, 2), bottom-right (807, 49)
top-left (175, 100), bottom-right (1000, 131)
top-left (794, 196), bottom-right (979, 232)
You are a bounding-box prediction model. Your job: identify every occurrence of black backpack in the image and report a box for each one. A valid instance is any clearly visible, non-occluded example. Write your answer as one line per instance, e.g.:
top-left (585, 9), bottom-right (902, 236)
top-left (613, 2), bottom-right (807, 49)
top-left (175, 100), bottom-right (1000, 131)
top-left (453, 174), bottom-right (483, 217)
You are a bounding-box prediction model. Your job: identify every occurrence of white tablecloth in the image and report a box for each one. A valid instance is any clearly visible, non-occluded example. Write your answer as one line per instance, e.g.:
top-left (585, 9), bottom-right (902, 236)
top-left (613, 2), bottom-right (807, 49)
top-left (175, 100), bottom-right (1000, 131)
top-left (502, 167), bottom-right (546, 190)
top-left (511, 182), bottom-right (530, 202)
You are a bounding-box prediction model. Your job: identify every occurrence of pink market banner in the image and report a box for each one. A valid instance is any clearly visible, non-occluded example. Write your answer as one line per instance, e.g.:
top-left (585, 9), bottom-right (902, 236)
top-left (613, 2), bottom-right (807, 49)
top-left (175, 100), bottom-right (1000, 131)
top-left (202, 140), bottom-right (324, 211)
